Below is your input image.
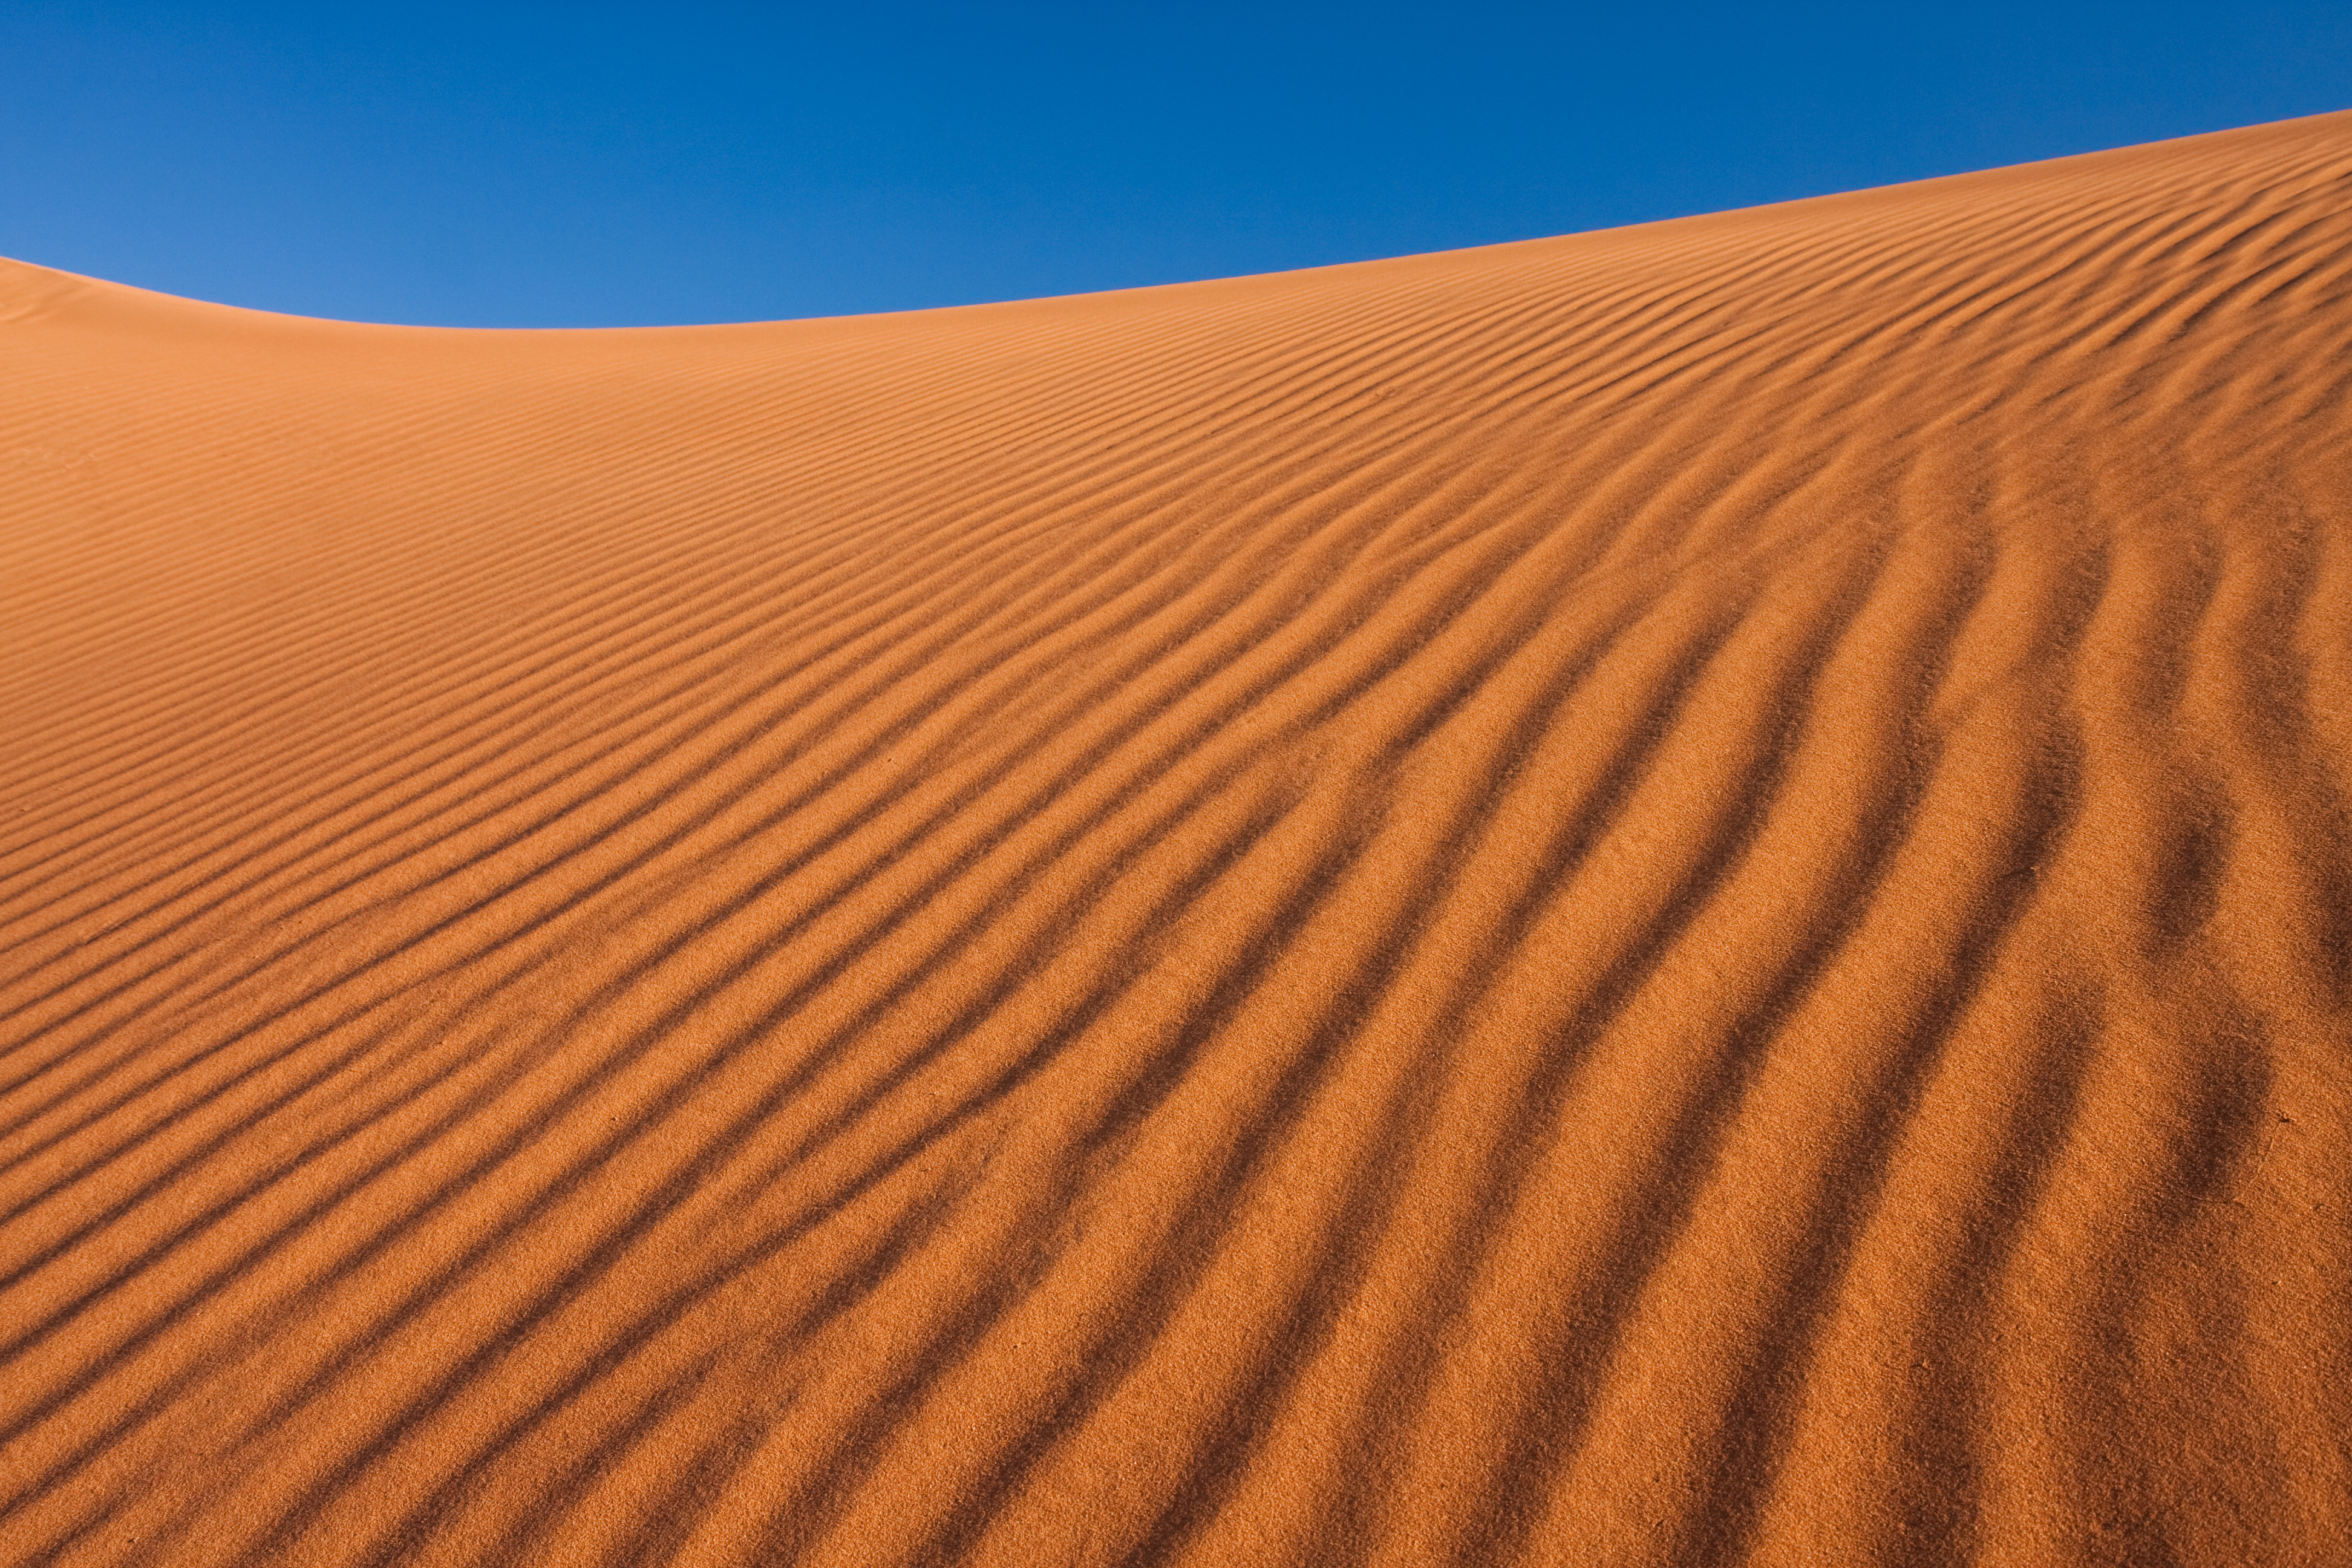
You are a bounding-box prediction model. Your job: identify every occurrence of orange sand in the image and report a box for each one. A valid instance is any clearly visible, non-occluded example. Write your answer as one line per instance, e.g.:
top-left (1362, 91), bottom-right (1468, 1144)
top-left (5, 113), bottom-right (2351, 1567)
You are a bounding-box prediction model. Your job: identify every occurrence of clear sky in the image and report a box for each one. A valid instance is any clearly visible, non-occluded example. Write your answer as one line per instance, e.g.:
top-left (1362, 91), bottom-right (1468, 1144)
top-left (5, 2), bottom-right (2348, 327)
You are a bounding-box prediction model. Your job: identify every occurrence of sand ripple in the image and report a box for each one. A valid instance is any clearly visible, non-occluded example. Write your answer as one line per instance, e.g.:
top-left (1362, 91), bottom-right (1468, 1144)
top-left (4, 112), bottom-right (2350, 1566)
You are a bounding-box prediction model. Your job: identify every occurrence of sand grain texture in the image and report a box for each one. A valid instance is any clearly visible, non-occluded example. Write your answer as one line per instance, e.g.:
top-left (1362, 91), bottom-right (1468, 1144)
top-left (5, 114), bottom-right (2352, 1566)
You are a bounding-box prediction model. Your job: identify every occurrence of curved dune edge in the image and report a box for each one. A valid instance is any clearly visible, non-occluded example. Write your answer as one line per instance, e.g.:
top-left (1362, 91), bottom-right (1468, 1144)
top-left (5, 113), bottom-right (2351, 1567)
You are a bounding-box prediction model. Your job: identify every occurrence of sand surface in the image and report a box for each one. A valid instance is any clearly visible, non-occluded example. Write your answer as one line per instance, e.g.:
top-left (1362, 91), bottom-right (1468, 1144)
top-left (5, 113), bottom-right (2351, 1566)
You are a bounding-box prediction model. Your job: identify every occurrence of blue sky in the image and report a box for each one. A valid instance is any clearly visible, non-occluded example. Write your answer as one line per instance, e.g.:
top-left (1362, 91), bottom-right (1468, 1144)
top-left (5, 2), bottom-right (2348, 327)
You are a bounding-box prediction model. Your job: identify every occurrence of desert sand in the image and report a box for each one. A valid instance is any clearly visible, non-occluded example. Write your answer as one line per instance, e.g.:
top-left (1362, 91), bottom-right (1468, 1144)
top-left (4, 111), bottom-right (2350, 1566)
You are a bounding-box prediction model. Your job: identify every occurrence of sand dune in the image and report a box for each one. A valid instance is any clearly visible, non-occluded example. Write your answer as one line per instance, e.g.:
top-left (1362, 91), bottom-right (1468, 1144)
top-left (5, 111), bottom-right (2351, 1566)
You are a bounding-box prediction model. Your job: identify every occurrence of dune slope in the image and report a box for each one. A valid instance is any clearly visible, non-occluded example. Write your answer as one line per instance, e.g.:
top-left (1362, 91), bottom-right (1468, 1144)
top-left (5, 113), bottom-right (2352, 1567)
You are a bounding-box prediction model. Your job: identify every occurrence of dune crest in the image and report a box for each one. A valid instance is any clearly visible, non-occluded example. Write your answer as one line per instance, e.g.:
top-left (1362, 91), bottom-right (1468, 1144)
top-left (5, 113), bottom-right (2351, 1566)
